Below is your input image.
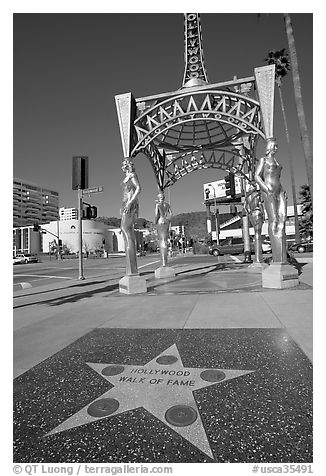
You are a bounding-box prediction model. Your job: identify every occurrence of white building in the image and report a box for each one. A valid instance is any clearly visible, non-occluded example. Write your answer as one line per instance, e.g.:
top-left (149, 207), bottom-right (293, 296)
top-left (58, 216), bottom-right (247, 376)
top-left (109, 228), bottom-right (145, 253)
top-left (210, 205), bottom-right (303, 242)
top-left (59, 207), bottom-right (78, 221)
top-left (41, 220), bottom-right (114, 254)
top-left (13, 178), bottom-right (59, 227)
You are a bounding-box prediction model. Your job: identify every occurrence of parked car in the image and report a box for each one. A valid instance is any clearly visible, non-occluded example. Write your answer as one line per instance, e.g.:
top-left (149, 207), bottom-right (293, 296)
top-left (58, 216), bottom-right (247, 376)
top-left (208, 237), bottom-right (255, 256)
top-left (288, 241), bottom-right (313, 253)
top-left (13, 255), bottom-right (25, 265)
top-left (14, 253), bottom-right (38, 263)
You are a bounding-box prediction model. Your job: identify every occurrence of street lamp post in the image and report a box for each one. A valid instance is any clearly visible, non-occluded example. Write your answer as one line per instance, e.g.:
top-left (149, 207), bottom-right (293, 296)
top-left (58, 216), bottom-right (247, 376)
top-left (207, 184), bottom-right (219, 245)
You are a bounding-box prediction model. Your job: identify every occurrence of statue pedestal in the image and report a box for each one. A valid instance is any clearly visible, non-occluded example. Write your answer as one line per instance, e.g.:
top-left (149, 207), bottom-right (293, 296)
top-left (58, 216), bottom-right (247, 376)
top-left (247, 262), bottom-right (269, 273)
top-left (119, 275), bottom-right (147, 295)
top-left (262, 263), bottom-right (299, 289)
top-left (154, 266), bottom-right (176, 279)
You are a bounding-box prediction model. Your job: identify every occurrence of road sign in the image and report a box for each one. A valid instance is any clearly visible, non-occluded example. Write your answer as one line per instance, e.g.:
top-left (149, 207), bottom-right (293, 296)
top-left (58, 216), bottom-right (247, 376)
top-left (82, 186), bottom-right (104, 196)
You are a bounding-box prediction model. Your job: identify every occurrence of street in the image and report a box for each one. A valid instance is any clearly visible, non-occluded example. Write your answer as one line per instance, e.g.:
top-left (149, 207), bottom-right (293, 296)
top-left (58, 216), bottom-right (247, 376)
top-left (13, 254), bottom-right (162, 290)
top-left (14, 251), bottom-right (313, 291)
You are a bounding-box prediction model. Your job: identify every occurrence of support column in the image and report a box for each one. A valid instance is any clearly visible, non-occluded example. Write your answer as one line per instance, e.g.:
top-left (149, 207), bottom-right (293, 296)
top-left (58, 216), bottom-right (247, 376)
top-left (118, 157), bottom-right (147, 294)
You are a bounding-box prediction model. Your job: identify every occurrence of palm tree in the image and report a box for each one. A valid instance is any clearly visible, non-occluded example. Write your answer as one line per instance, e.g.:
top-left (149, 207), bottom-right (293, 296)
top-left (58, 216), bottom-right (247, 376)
top-left (265, 48), bottom-right (301, 244)
top-left (298, 184), bottom-right (313, 240)
top-left (284, 14), bottom-right (313, 207)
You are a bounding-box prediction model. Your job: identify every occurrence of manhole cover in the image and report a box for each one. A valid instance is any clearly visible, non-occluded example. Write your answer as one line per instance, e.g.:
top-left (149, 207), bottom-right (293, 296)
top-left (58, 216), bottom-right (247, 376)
top-left (200, 369), bottom-right (226, 382)
top-left (165, 405), bottom-right (197, 427)
top-left (156, 355), bottom-right (178, 365)
top-left (102, 365), bottom-right (125, 376)
top-left (87, 398), bottom-right (120, 418)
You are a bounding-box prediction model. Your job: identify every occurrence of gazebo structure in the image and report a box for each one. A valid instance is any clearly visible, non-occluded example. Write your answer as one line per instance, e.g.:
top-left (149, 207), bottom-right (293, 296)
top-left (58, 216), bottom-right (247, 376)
top-left (115, 13), bottom-right (297, 293)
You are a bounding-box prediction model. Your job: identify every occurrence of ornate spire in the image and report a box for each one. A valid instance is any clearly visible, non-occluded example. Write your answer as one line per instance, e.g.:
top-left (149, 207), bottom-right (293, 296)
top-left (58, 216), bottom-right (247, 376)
top-left (182, 13), bottom-right (209, 88)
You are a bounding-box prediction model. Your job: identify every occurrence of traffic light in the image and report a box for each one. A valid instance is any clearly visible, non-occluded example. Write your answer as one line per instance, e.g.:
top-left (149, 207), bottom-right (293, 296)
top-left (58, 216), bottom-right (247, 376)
top-left (33, 223), bottom-right (40, 232)
top-left (82, 203), bottom-right (97, 219)
top-left (72, 156), bottom-right (89, 190)
top-left (58, 239), bottom-right (63, 250)
top-left (178, 225), bottom-right (184, 235)
top-left (225, 173), bottom-right (236, 198)
top-left (90, 206), bottom-right (97, 219)
top-left (230, 205), bottom-right (237, 215)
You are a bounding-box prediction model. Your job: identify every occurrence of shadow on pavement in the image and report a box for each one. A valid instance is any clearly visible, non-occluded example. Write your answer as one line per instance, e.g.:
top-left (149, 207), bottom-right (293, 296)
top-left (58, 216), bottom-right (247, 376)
top-left (264, 255), bottom-right (307, 276)
top-left (13, 282), bottom-right (120, 309)
top-left (13, 270), bottom-right (154, 309)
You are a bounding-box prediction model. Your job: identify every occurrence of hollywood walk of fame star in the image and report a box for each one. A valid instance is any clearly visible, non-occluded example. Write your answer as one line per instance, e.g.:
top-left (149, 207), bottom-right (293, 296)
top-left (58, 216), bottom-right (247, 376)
top-left (46, 344), bottom-right (254, 458)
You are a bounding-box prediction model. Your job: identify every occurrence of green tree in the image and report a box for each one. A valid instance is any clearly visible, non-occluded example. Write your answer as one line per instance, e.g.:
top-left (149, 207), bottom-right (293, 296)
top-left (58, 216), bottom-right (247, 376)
top-left (265, 48), bottom-right (300, 244)
top-left (298, 184), bottom-right (312, 240)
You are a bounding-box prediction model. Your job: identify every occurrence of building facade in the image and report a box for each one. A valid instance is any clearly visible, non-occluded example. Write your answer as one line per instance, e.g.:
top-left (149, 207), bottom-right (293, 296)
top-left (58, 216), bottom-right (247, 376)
top-left (41, 220), bottom-right (113, 255)
top-left (209, 205), bottom-right (302, 242)
top-left (13, 178), bottom-right (59, 227)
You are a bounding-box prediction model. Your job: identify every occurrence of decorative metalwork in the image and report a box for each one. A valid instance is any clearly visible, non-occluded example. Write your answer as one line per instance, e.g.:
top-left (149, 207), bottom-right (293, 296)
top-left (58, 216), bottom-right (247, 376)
top-left (132, 90), bottom-right (262, 156)
top-left (120, 158), bottom-right (141, 275)
top-left (244, 185), bottom-right (264, 263)
top-left (254, 65), bottom-right (276, 139)
top-left (115, 14), bottom-right (276, 209)
top-left (255, 138), bottom-right (287, 263)
top-left (182, 13), bottom-right (208, 87)
top-left (115, 93), bottom-right (137, 158)
top-left (155, 191), bottom-right (173, 267)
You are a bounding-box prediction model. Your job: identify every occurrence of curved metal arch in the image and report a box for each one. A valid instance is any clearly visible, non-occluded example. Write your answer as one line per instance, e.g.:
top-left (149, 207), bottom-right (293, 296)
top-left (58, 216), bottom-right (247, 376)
top-left (143, 143), bottom-right (258, 191)
top-left (131, 89), bottom-right (264, 156)
top-left (136, 88), bottom-right (261, 121)
top-left (133, 116), bottom-right (262, 155)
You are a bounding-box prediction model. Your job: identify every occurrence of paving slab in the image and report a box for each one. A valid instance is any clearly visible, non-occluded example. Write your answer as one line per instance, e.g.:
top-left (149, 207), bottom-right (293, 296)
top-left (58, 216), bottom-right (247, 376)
top-left (184, 293), bottom-right (281, 328)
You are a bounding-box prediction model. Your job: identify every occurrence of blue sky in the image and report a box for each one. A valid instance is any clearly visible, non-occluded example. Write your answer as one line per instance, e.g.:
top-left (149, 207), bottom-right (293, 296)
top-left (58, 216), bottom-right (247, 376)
top-left (13, 12), bottom-right (313, 220)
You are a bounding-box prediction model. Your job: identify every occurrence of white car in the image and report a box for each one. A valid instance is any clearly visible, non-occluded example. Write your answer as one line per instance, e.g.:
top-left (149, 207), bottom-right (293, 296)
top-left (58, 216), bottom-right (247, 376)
top-left (14, 253), bottom-right (38, 264)
top-left (13, 256), bottom-right (25, 264)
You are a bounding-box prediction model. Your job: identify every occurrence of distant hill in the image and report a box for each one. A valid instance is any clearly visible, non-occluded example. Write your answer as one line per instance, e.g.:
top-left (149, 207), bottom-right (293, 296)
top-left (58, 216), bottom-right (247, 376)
top-left (95, 216), bottom-right (152, 229)
top-left (171, 211), bottom-right (207, 239)
top-left (171, 210), bottom-right (242, 239)
top-left (96, 210), bottom-right (239, 240)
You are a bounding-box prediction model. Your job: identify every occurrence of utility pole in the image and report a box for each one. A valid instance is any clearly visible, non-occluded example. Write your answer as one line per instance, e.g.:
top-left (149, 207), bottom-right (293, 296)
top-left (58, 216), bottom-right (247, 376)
top-left (207, 183), bottom-right (220, 244)
top-left (78, 187), bottom-right (85, 280)
top-left (72, 155), bottom-right (89, 281)
top-left (56, 220), bottom-right (61, 260)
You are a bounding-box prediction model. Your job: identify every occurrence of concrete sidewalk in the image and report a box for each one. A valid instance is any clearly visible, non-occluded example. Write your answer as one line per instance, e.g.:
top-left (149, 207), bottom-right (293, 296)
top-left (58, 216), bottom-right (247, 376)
top-left (13, 255), bottom-right (313, 378)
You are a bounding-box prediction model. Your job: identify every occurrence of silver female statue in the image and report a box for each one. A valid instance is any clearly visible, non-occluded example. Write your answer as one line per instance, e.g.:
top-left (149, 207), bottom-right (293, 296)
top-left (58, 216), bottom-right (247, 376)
top-left (244, 185), bottom-right (265, 263)
top-left (255, 138), bottom-right (287, 263)
top-left (120, 158), bottom-right (141, 275)
top-left (155, 191), bottom-right (173, 267)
